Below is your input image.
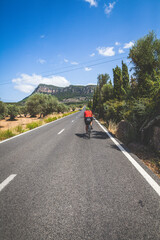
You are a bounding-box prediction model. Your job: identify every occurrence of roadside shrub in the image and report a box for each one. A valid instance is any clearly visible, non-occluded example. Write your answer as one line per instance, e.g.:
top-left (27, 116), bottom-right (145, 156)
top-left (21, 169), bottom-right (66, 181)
top-left (15, 125), bottom-right (24, 133)
top-left (0, 129), bottom-right (15, 140)
top-left (26, 121), bottom-right (42, 130)
top-left (103, 100), bottom-right (126, 123)
top-left (44, 117), bottom-right (57, 123)
top-left (125, 98), bottom-right (151, 131)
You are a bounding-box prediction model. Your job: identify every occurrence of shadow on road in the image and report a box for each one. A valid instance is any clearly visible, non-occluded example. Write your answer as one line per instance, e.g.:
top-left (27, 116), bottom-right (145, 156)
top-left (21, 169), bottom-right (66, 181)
top-left (75, 130), bottom-right (109, 140)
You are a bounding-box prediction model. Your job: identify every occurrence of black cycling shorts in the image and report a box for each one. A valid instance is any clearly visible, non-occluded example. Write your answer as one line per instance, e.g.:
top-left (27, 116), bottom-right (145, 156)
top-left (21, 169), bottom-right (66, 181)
top-left (85, 117), bottom-right (93, 125)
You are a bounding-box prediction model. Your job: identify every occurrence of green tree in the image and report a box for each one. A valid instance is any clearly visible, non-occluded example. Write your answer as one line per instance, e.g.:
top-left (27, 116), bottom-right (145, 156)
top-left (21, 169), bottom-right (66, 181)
top-left (57, 103), bottom-right (68, 113)
top-left (41, 95), bottom-right (58, 116)
top-left (20, 106), bottom-right (28, 117)
top-left (129, 31), bottom-right (160, 96)
top-left (113, 66), bottom-right (125, 99)
top-left (7, 104), bottom-right (19, 120)
top-left (97, 74), bottom-right (110, 90)
top-left (92, 86), bottom-right (99, 113)
top-left (0, 101), bottom-right (7, 119)
top-left (122, 61), bottom-right (130, 93)
top-left (26, 94), bottom-right (45, 117)
top-left (101, 81), bottom-right (113, 102)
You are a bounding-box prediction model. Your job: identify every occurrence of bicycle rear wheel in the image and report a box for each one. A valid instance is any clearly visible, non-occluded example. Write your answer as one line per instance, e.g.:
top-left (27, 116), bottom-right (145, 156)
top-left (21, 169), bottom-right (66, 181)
top-left (88, 125), bottom-right (91, 139)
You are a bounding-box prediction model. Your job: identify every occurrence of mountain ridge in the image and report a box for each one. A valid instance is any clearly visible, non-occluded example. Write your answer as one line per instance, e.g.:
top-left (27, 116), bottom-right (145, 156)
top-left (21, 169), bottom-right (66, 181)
top-left (20, 84), bottom-right (96, 104)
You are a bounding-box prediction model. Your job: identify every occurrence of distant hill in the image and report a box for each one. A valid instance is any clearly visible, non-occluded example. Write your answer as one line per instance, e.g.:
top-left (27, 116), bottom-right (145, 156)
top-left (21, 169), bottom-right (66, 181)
top-left (20, 84), bottom-right (96, 104)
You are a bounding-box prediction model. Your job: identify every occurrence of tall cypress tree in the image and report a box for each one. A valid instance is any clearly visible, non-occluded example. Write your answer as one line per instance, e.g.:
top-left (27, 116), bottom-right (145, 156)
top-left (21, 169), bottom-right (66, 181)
top-left (122, 61), bottom-right (129, 92)
top-left (92, 86), bottom-right (99, 112)
top-left (113, 66), bottom-right (123, 99)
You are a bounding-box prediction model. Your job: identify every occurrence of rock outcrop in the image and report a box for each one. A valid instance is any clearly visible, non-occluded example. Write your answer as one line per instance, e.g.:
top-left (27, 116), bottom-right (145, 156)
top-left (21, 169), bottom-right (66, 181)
top-left (116, 120), bottom-right (135, 144)
top-left (140, 115), bottom-right (160, 152)
top-left (33, 84), bottom-right (96, 101)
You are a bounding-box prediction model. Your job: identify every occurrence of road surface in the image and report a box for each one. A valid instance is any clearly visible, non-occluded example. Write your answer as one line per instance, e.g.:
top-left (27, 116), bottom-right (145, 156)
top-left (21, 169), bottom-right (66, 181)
top-left (0, 110), bottom-right (160, 240)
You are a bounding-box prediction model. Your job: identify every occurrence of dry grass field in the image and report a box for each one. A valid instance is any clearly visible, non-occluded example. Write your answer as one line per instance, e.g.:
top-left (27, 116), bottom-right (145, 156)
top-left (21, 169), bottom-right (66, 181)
top-left (0, 113), bottom-right (63, 131)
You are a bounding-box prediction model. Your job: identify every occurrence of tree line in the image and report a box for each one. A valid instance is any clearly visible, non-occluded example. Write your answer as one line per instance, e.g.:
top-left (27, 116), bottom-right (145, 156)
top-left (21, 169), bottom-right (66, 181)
top-left (0, 94), bottom-right (77, 120)
top-left (89, 31), bottom-right (160, 141)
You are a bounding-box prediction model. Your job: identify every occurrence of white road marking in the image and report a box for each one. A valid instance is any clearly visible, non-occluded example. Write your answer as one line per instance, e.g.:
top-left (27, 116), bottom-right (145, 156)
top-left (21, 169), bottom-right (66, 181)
top-left (58, 129), bottom-right (65, 135)
top-left (95, 118), bottom-right (160, 197)
top-left (0, 174), bottom-right (17, 192)
top-left (72, 120), bottom-right (74, 123)
top-left (0, 111), bottom-right (79, 145)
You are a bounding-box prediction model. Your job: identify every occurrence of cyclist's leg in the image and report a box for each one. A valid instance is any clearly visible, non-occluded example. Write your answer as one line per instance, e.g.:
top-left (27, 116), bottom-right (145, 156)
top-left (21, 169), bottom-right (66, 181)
top-left (90, 117), bottom-right (93, 129)
top-left (86, 124), bottom-right (88, 133)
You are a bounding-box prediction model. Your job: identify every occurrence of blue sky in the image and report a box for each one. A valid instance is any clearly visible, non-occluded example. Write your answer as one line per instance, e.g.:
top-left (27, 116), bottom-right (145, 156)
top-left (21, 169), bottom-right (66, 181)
top-left (0, 0), bottom-right (160, 102)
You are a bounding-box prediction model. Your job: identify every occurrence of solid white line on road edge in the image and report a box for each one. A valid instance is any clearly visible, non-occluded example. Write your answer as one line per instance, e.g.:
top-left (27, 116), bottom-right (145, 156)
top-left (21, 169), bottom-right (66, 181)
top-left (0, 174), bottom-right (17, 192)
top-left (0, 111), bottom-right (80, 145)
top-left (58, 129), bottom-right (65, 135)
top-left (95, 118), bottom-right (160, 197)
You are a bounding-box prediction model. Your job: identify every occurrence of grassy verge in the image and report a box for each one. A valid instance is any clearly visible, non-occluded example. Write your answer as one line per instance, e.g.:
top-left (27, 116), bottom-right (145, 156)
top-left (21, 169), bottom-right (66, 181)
top-left (0, 129), bottom-right (15, 140)
top-left (26, 120), bottom-right (43, 130)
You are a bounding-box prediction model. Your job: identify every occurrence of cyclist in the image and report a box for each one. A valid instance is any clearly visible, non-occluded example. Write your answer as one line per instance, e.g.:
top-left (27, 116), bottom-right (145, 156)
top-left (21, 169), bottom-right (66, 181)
top-left (84, 107), bottom-right (93, 133)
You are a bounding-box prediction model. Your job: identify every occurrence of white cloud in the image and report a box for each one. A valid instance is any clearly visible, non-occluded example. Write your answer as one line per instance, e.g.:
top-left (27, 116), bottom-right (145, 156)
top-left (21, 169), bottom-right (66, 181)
top-left (124, 41), bottom-right (134, 49)
top-left (87, 83), bottom-right (96, 85)
top-left (115, 42), bottom-right (120, 46)
top-left (104, 2), bottom-right (116, 15)
top-left (90, 53), bottom-right (95, 57)
top-left (71, 61), bottom-right (79, 65)
top-left (64, 58), bottom-right (69, 63)
top-left (85, 0), bottom-right (98, 7)
top-left (12, 73), bottom-right (70, 93)
top-left (118, 48), bottom-right (124, 54)
top-left (97, 47), bottom-right (115, 56)
top-left (14, 84), bottom-right (35, 93)
top-left (85, 67), bottom-right (92, 71)
top-left (40, 35), bottom-right (45, 39)
top-left (37, 58), bottom-right (46, 64)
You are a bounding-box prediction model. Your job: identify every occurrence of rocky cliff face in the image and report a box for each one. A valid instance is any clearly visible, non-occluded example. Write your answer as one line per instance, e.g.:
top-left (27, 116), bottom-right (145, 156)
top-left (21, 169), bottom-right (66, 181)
top-left (33, 84), bottom-right (96, 101)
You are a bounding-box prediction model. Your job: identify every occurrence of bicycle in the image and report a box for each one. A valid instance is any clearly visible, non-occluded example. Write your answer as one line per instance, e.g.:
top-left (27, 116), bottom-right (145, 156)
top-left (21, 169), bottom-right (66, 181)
top-left (86, 123), bottom-right (91, 139)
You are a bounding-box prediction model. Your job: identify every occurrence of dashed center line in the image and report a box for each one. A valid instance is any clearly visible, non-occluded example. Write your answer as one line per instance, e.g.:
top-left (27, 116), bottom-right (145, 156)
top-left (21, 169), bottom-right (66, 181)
top-left (72, 120), bottom-right (74, 123)
top-left (58, 129), bottom-right (65, 135)
top-left (0, 174), bottom-right (17, 192)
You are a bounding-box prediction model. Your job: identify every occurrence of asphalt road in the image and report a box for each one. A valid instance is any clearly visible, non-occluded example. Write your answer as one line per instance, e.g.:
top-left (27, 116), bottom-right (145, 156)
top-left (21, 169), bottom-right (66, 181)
top-left (0, 110), bottom-right (160, 240)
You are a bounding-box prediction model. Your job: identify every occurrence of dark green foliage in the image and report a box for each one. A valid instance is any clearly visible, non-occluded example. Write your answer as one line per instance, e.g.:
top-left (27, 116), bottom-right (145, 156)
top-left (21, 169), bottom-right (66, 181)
top-left (113, 66), bottom-right (125, 99)
top-left (7, 104), bottom-right (19, 120)
top-left (103, 100), bottom-right (126, 123)
top-left (129, 31), bottom-right (160, 96)
top-left (0, 101), bottom-right (7, 119)
top-left (97, 74), bottom-right (110, 90)
top-left (57, 104), bottom-right (69, 113)
top-left (122, 61), bottom-right (130, 93)
top-left (92, 74), bottom-right (113, 118)
top-left (26, 94), bottom-right (43, 117)
top-left (101, 82), bottom-right (114, 102)
top-left (20, 106), bottom-right (28, 117)
top-left (124, 98), bottom-right (151, 132)
top-left (26, 94), bottom-right (59, 117)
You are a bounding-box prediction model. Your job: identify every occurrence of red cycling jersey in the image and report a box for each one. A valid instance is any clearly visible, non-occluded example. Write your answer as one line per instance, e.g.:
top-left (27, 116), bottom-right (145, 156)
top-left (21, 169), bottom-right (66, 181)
top-left (84, 110), bottom-right (93, 118)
